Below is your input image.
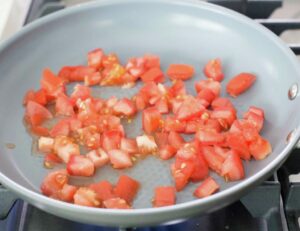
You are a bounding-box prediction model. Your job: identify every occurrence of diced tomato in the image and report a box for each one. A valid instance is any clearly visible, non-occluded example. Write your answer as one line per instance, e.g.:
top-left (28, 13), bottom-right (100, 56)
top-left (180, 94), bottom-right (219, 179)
top-left (167, 64), bottom-right (195, 81)
top-left (73, 187), bottom-right (100, 207)
top-left (142, 107), bottom-right (162, 134)
top-left (136, 135), bottom-right (158, 154)
top-left (86, 148), bottom-right (109, 168)
top-left (114, 175), bottom-right (140, 203)
top-left (55, 94), bottom-right (74, 116)
top-left (196, 130), bottom-right (224, 146)
top-left (67, 117), bottom-right (82, 132)
top-left (78, 126), bottom-right (101, 149)
top-left (226, 132), bottom-right (250, 160)
top-left (190, 152), bottom-right (209, 182)
top-left (204, 58), bottom-right (224, 82)
top-left (139, 82), bottom-right (162, 105)
top-left (159, 145), bottom-right (177, 160)
top-left (134, 94), bottom-right (147, 111)
top-left (168, 131), bottom-right (185, 150)
top-left (84, 72), bottom-right (102, 86)
top-left (168, 80), bottom-right (186, 98)
top-left (144, 54), bottom-right (160, 69)
top-left (171, 159), bottom-right (194, 191)
top-left (202, 146), bottom-right (224, 175)
top-left (87, 48), bottom-right (104, 69)
top-left (55, 184), bottom-right (77, 202)
top-left (41, 68), bottom-right (65, 98)
top-left (184, 119), bottom-right (200, 134)
top-left (67, 155), bottom-right (95, 177)
top-left (30, 125), bottom-right (49, 136)
top-left (38, 136), bottom-right (54, 153)
top-left (71, 84), bottom-right (91, 100)
top-left (226, 73), bottom-right (256, 97)
top-left (176, 143), bottom-right (197, 160)
top-left (211, 108), bottom-right (236, 129)
top-left (153, 186), bottom-right (176, 207)
top-left (58, 66), bottom-right (76, 81)
top-left (89, 180), bottom-right (115, 201)
top-left (164, 116), bottom-right (186, 133)
top-left (244, 111), bottom-right (264, 132)
top-left (249, 136), bottom-right (272, 160)
top-left (50, 119), bottom-right (70, 137)
top-left (54, 136), bottom-right (80, 163)
top-left (154, 132), bottom-right (169, 148)
top-left (197, 88), bottom-right (216, 104)
top-left (24, 89), bottom-right (48, 106)
top-left (120, 138), bottom-right (138, 154)
top-left (25, 101), bottom-right (53, 126)
top-left (214, 146), bottom-right (230, 160)
top-left (125, 57), bottom-right (145, 79)
top-left (68, 66), bottom-right (96, 82)
top-left (169, 98), bottom-right (184, 115)
top-left (175, 96), bottom-right (205, 121)
top-left (154, 98), bottom-right (169, 114)
top-left (44, 153), bottom-right (62, 168)
top-left (221, 150), bottom-right (245, 181)
top-left (245, 106), bottom-right (265, 119)
top-left (101, 63), bottom-right (126, 86)
top-left (102, 53), bottom-right (120, 68)
top-left (141, 67), bottom-right (164, 83)
top-left (239, 120), bottom-right (260, 142)
top-left (195, 79), bottom-right (221, 97)
top-left (103, 197), bottom-right (131, 209)
top-left (101, 130), bottom-right (122, 152)
top-left (40, 170), bottom-right (68, 197)
top-left (113, 98), bottom-right (137, 117)
top-left (194, 177), bottom-right (220, 198)
top-left (108, 149), bottom-right (133, 169)
top-left (200, 119), bottom-right (222, 133)
top-left (211, 97), bottom-right (235, 111)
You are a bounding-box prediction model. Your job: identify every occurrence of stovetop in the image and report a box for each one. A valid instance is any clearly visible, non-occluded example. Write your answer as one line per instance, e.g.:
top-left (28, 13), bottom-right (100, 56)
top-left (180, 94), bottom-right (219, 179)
top-left (1, 0), bottom-right (300, 230)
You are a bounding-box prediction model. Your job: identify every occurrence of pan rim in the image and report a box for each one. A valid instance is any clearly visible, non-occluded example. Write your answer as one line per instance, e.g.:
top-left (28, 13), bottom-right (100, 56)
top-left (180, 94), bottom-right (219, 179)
top-left (0, 0), bottom-right (299, 218)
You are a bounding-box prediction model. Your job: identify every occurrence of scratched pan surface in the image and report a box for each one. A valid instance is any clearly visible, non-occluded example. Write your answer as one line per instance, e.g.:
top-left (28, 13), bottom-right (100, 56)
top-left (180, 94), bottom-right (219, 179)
top-left (0, 0), bottom-right (300, 227)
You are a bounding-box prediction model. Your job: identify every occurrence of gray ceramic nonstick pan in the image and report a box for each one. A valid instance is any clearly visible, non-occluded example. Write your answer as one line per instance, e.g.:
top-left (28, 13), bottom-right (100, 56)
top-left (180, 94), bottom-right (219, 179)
top-left (0, 0), bottom-right (300, 227)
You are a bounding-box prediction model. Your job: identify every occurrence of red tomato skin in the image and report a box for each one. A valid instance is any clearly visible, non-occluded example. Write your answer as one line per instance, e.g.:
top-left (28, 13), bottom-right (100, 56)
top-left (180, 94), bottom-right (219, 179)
top-left (211, 108), bottom-right (236, 128)
top-left (226, 132), bottom-right (251, 160)
top-left (24, 89), bottom-right (47, 106)
top-left (167, 64), bottom-right (195, 80)
top-left (211, 97), bottom-right (235, 110)
top-left (67, 155), bottom-right (95, 177)
top-left (25, 101), bottom-right (53, 126)
top-left (114, 175), bottom-right (140, 203)
top-left (171, 160), bottom-right (194, 191)
top-left (221, 150), bottom-right (245, 181)
top-left (204, 58), bottom-right (224, 82)
top-left (168, 80), bottom-right (186, 98)
top-left (175, 97), bottom-right (205, 121)
top-left (30, 126), bottom-right (50, 136)
top-left (194, 177), bottom-right (220, 198)
top-left (226, 73), bottom-right (256, 97)
top-left (168, 131), bottom-right (185, 150)
top-left (153, 186), bottom-right (176, 207)
top-left (142, 107), bottom-right (162, 134)
top-left (144, 54), bottom-right (160, 69)
top-left (89, 180), bottom-right (115, 201)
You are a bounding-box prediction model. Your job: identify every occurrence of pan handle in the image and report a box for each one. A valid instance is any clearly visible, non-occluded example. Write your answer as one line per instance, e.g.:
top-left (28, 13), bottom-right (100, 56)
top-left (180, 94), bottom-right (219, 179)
top-left (0, 184), bottom-right (18, 219)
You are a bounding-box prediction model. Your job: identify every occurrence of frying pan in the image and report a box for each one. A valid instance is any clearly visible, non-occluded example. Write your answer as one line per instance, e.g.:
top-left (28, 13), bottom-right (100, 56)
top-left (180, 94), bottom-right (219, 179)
top-left (0, 0), bottom-right (300, 227)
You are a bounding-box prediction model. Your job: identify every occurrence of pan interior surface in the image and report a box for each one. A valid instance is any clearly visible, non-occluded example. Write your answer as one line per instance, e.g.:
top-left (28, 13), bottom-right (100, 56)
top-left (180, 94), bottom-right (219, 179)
top-left (0, 0), bottom-right (299, 225)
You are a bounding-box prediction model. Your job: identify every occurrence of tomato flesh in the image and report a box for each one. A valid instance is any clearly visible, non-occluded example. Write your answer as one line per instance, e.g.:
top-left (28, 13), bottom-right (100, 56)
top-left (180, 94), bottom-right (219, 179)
top-left (226, 73), bottom-right (256, 97)
top-left (153, 186), bottom-right (176, 207)
top-left (194, 177), bottom-right (220, 198)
